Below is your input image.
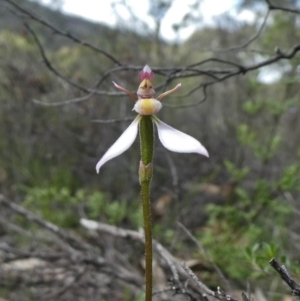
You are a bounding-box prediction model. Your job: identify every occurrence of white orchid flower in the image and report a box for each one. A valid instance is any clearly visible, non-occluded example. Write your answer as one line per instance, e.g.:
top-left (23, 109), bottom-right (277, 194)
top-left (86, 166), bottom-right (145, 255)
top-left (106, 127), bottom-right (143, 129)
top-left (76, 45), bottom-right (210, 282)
top-left (96, 65), bottom-right (208, 173)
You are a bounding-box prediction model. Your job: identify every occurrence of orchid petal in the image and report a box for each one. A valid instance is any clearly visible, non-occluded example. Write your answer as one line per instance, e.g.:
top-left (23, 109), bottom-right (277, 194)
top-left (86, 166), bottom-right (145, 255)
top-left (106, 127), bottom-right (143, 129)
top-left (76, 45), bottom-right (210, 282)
top-left (96, 116), bottom-right (141, 173)
top-left (153, 116), bottom-right (209, 157)
top-left (112, 81), bottom-right (137, 101)
top-left (157, 83), bottom-right (181, 101)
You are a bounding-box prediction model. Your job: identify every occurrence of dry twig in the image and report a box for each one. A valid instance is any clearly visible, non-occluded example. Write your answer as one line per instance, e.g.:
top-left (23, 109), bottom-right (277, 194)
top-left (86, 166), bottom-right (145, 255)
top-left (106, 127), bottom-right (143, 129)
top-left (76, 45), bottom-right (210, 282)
top-left (269, 258), bottom-right (300, 297)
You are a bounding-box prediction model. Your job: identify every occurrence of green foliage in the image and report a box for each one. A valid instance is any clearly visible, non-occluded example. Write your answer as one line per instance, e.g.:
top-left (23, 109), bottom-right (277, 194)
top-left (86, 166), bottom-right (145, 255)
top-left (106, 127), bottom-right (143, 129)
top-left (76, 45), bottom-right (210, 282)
top-left (237, 123), bottom-right (282, 161)
top-left (199, 176), bottom-right (292, 281)
top-left (129, 206), bottom-right (144, 229)
top-left (105, 201), bottom-right (127, 224)
top-left (85, 191), bottom-right (106, 219)
top-left (23, 185), bottom-right (144, 229)
top-left (264, 99), bottom-right (295, 117)
top-left (237, 97), bottom-right (299, 162)
top-left (277, 164), bottom-right (300, 191)
top-left (153, 224), bottom-right (175, 244)
top-left (224, 160), bottom-right (249, 182)
top-left (123, 286), bottom-right (145, 301)
top-left (1, 3), bottom-right (300, 296)
top-left (237, 124), bottom-right (256, 146)
top-left (132, 291), bottom-right (145, 301)
top-left (244, 242), bottom-right (300, 277)
top-left (0, 30), bottom-right (35, 55)
top-left (86, 192), bottom-right (143, 228)
top-left (23, 186), bottom-right (82, 228)
top-left (261, 13), bottom-right (299, 48)
top-left (243, 100), bottom-right (263, 115)
top-left (197, 90), bottom-right (296, 282)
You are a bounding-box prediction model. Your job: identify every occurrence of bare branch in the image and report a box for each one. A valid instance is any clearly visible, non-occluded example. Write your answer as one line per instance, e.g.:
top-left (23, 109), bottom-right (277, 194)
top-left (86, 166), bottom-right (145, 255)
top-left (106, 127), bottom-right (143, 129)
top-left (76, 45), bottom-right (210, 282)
top-left (4, 0), bottom-right (122, 65)
top-left (182, 262), bottom-right (216, 297)
top-left (32, 65), bottom-right (142, 106)
top-left (162, 85), bottom-right (206, 108)
top-left (23, 22), bottom-right (127, 100)
top-left (4, 0), bottom-right (300, 111)
top-left (265, 0), bottom-right (300, 14)
top-left (0, 194), bottom-right (143, 288)
top-left (214, 9), bottom-right (271, 52)
top-left (33, 92), bottom-right (97, 107)
top-left (269, 258), bottom-right (300, 297)
top-left (80, 218), bottom-right (182, 284)
top-left (167, 42), bottom-right (300, 108)
top-left (177, 222), bottom-right (231, 291)
top-left (0, 194), bottom-right (94, 253)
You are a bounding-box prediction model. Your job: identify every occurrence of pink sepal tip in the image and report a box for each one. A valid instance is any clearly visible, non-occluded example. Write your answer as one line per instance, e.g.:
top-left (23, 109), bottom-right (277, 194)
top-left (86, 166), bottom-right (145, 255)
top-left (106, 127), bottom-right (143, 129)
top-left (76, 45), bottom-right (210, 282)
top-left (139, 64), bottom-right (154, 81)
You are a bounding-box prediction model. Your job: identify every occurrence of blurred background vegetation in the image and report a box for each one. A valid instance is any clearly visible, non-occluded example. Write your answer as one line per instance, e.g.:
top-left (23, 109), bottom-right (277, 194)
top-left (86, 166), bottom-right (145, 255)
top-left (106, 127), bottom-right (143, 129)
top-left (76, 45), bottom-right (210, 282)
top-left (0, 0), bottom-right (300, 300)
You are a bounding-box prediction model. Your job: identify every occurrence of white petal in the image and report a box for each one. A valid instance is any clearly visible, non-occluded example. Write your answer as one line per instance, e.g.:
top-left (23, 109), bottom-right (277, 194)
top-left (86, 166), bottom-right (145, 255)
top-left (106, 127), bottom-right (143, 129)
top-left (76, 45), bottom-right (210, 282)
top-left (153, 116), bottom-right (209, 157)
top-left (96, 116), bottom-right (140, 173)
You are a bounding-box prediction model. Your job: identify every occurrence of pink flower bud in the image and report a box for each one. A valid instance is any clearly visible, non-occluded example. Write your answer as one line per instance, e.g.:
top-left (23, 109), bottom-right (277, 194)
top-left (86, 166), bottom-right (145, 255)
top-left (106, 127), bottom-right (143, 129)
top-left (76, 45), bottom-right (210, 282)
top-left (139, 65), bottom-right (154, 81)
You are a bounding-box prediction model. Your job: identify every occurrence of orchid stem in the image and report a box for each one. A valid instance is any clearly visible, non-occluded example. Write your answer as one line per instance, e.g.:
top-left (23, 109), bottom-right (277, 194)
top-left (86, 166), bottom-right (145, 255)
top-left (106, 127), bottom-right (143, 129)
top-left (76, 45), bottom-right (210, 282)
top-left (139, 115), bottom-right (154, 301)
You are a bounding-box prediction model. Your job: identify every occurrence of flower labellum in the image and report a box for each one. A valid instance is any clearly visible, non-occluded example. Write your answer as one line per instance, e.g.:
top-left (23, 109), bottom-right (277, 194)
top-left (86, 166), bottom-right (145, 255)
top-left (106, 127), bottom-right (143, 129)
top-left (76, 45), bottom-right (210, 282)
top-left (96, 65), bottom-right (208, 173)
top-left (134, 98), bottom-right (162, 115)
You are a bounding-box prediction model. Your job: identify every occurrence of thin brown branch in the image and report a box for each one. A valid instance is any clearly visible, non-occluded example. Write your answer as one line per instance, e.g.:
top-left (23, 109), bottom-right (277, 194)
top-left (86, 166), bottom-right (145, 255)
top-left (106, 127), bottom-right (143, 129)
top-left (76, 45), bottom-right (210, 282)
top-left (163, 84), bottom-right (208, 108)
top-left (42, 267), bottom-right (86, 301)
top-left (265, 0), bottom-right (300, 14)
top-left (5, 0), bottom-right (300, 112)
top-left (177, 222), bottom-right (231, 291)
top-left (214, 9), bottom-right (270, 52)
top-left (182, 263), bottom-right (253, 301)
top-left (167, 42), bottom-right (300, 108)
top-left (33, 92), bottom-right (96, 106)
top-left (269, 258), bottom-right (300, 297)
top-left (182, 262), bottom-right (216, 297)
top-left (32, 65), bottom-right (142, 106)
top-left (0, 194), bottom-right (96, 253)
top-left (23, 23), bottom-right (121, 97)
top-left (0, 244), bottom-right (66, 262)
top-left (80, 218), bottom-right (182, 283)
top-left (4, 0), bottom-right (122, 65)
top-left (0, 195), bottom-right (143, 288)
top-left (24, 25), bottom-right (299, 109)
top-left (188, 58), bottom-right (246, 72)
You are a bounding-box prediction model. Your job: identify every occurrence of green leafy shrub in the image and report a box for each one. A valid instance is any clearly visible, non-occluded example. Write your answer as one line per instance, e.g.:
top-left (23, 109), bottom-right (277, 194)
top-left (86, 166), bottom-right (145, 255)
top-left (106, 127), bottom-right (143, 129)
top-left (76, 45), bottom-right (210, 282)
top-left (23, 186), bottom-right (82, 228)
top-left (23, 185), bottom-right (144, 229)
top-left (195, 95), bottom-right (297, 282)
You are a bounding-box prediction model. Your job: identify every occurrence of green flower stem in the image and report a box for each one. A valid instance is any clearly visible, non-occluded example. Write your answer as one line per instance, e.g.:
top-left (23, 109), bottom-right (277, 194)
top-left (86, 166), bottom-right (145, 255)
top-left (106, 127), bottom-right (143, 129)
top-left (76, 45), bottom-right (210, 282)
top-left (139, 115), bottom-right (154, 301)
